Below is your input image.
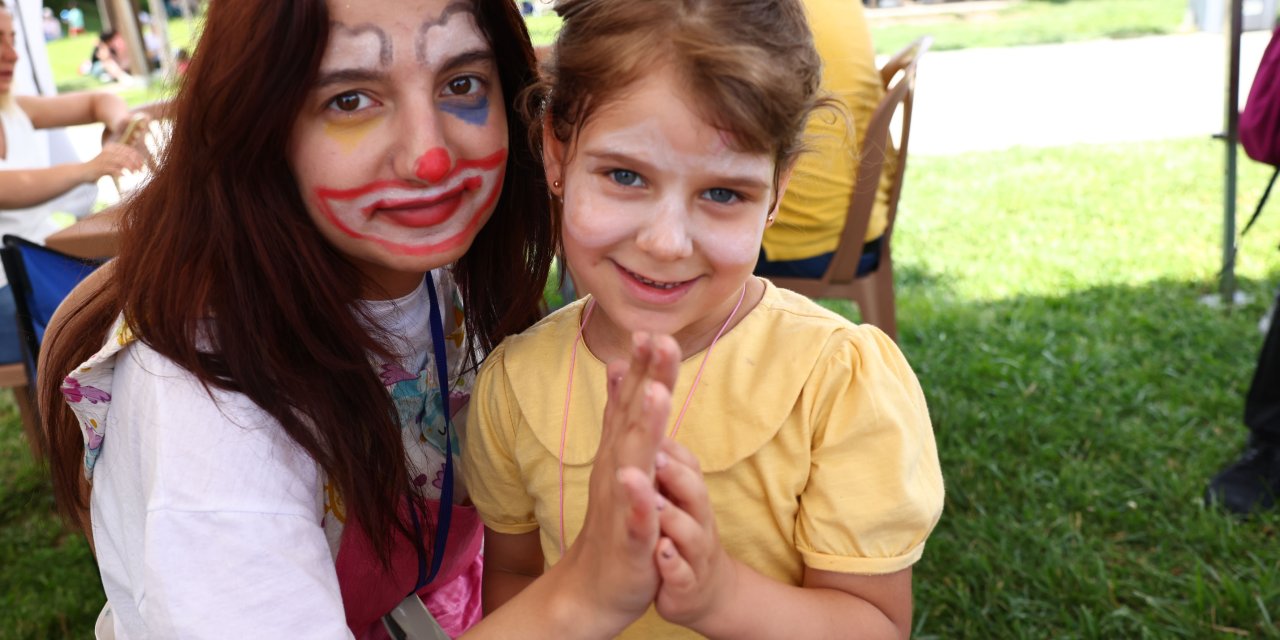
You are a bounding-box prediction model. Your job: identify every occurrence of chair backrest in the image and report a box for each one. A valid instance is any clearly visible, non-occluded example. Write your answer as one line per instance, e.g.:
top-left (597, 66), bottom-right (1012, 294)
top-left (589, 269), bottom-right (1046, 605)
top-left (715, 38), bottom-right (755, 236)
top-left (0, 235), bottom-right (105, 376)
top-left (818, 35), bottom-right (931, 287)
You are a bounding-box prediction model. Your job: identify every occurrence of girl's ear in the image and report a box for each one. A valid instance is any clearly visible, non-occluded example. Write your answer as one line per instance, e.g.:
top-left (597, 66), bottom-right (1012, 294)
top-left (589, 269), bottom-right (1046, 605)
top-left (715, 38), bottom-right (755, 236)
top-left (765, 162), bottom-right (796, 228)
top-left (542, 117), bottom-right (566, 197)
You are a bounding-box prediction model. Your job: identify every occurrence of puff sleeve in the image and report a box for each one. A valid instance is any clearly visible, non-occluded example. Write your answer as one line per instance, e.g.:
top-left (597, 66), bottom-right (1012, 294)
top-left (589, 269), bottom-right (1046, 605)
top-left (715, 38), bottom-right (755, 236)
top-left (795, 326), bottom-right (944, 575)
top-left (460, 343), bottom-right (540, 534)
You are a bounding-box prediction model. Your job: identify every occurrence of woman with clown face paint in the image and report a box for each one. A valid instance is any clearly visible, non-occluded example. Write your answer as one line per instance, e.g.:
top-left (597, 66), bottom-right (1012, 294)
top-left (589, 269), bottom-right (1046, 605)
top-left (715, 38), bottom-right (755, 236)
top-left (39, 0), bottom-right (676, 638)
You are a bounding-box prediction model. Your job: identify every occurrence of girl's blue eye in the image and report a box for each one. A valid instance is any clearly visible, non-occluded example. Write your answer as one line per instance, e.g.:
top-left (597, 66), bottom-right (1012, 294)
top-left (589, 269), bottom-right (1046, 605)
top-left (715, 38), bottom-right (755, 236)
top-left (705, 188), bottom-right (740, 204)
top-left (328, 91), bottom-right (374, 113)
top-left (610, 169), bottom-right (642, 187)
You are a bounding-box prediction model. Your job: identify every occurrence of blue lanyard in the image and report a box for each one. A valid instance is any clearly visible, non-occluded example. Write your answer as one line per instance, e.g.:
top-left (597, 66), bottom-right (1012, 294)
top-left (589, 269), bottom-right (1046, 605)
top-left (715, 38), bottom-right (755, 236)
top-left (406, 271), bottom-right (454, 594)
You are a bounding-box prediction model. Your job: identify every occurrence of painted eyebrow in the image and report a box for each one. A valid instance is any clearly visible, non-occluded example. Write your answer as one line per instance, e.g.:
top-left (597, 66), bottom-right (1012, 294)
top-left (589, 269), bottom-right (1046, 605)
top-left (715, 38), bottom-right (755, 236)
top-left (585, 150), bottom-right (770, 191)
top-left (415, 1), bottom-right (477, 65)
top-left (313, 67), bottom-right (391, 90)
top-left (331, 22), bottom-right (392, 66)
top-left (438, 49), bottom-right (495, 74)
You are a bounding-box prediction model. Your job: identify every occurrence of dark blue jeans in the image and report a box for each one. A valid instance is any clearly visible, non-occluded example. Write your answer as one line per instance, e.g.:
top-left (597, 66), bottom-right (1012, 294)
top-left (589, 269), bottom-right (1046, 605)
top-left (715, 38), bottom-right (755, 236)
top-left (0, 285), bottom-right (22, 364)
top-left (754, 237), bottom-right (883, 279)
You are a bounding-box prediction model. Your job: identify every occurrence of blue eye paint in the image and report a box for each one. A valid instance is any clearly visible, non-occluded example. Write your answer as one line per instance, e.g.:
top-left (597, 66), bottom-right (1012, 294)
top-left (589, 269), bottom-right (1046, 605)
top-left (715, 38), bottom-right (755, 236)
top-left (441, 95), bottom-right (489, 126)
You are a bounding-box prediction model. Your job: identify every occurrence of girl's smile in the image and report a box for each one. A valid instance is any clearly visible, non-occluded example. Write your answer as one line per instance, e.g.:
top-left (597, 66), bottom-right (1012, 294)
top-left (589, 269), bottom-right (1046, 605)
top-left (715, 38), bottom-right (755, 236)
top-left (547, 65), bottom-right (790, 360)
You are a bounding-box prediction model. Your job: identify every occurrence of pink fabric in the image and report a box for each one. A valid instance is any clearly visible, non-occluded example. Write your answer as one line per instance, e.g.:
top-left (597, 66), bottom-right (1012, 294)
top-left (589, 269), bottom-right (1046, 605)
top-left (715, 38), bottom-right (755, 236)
top-left (339, 499), bottom-right (484, 638)
top-left (1242, 26), bottom-right (1280, 165)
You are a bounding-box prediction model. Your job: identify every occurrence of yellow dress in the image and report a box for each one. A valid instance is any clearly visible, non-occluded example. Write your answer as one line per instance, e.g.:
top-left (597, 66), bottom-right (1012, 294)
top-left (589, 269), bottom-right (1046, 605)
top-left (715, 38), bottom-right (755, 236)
top-left (463, 281), bottom-right (944, 639)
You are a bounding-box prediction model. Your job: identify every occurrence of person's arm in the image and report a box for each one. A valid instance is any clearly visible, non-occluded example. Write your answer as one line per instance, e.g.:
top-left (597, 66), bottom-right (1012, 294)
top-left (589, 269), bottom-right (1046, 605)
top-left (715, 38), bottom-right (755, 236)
top-left (481, 528), bottom-right (544, 614)
top-left (651, 438), bottom-right (911, 638)
top-left (16, 91), bottom-right (131, 133)
top-left (100, 346), bottom-right (353, 639)
top-left (0, 143), bottom-right (142, 209)
top-left (462, 333), bottom-right (682, 639)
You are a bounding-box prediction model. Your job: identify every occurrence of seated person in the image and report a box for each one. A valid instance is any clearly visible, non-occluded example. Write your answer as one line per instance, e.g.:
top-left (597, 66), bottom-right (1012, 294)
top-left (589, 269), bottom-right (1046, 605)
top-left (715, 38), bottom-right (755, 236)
top-left (0, 2), bottom-right (144, 363)
top-left (87, 30), bottom-right (134, 84)
top-left (755, 0), bottom-right (896, 280)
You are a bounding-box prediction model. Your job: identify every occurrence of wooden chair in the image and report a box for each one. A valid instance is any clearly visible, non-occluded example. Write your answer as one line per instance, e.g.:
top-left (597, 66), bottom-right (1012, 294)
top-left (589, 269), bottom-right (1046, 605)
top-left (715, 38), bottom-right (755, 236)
top-left (0, 362), bottom-right (38, 458)
top-left (768, 36), bottom-right (931, 343)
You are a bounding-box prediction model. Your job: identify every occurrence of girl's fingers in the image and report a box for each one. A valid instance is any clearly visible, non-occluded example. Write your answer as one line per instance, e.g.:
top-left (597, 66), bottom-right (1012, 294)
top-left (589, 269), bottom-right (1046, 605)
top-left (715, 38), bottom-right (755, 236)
top-left (616, 466), bottom-right (659, 546)
top-left (601, 360), bottom-right (632, 442)
top-left (655, 493), bottom-right (706, 560)
top-left (659, 437), bottom-right (700, 471)
top-left (656, 536), bottom-right (696, 590)
top-left (655, 445), bottom-right (714, 525)
top-left (647, 334), bottom-right (681, 392)
top-left (614, 332), bottom-right (653, 416)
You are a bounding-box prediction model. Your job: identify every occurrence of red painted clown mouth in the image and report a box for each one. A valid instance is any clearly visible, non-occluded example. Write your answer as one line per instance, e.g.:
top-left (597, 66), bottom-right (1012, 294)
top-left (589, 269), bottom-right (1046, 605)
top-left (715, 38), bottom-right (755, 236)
top-left (314, 149), bottom-right (507, 255)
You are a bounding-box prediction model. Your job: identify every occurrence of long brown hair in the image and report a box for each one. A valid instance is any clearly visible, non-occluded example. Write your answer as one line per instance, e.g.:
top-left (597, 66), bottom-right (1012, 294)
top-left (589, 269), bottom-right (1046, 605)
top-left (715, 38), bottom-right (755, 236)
top-left (40, 0), bottom-right (552, 562)
top-left (531, 0), bottom-right (824, 188)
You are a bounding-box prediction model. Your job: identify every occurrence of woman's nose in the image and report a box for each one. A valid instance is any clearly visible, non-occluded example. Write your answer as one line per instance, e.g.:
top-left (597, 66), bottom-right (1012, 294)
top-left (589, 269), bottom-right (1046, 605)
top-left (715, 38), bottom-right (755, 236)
top-left (415, 148), bottom-right (452, 183)
top-left (396, 105), bottom-right (454, 184)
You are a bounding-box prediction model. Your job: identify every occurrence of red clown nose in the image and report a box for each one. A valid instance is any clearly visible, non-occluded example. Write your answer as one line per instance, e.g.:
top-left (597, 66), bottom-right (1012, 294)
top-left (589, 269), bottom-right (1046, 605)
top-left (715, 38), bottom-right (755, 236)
top-left (415, 148), bottom-right (453, 183)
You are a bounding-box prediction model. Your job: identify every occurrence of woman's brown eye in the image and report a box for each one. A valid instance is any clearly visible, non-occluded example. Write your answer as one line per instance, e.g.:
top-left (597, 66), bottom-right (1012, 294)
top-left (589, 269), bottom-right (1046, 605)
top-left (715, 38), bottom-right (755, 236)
top-left (334, 93), bottom-right (361, 111)
top-left (448, 78), bottom-right (474, 95)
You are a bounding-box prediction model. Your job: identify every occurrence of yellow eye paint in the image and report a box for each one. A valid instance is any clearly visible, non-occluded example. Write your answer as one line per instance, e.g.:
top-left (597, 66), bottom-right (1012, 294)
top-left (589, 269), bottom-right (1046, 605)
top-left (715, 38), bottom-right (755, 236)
top-left (323, 116), bottom-right (381, 154)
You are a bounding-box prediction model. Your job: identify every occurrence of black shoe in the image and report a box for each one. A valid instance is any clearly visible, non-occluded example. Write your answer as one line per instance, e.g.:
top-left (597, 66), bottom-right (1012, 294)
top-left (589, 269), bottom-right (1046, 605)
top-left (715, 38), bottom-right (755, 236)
top-left (1206, 438), bottom-right (1280, 516)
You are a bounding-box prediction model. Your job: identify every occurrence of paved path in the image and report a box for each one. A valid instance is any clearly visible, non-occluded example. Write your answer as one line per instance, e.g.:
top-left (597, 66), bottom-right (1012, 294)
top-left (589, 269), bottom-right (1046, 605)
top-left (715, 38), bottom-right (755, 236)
top-left (909, 30), bottom-right (1273, 155)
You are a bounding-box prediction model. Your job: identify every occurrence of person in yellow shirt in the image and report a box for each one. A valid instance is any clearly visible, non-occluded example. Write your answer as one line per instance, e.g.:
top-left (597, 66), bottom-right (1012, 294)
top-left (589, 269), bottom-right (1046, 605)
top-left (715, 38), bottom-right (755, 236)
top-left (755, 0), bottom-right (896, 279)
top-left (464, 1), bottom-right (943, 637)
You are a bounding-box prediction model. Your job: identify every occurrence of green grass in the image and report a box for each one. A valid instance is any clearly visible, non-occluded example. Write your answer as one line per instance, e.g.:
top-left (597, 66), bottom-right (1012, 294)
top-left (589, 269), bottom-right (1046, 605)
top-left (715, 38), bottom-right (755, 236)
top-left (0, 399), bottom-right (99, 639)
top-left (43, 15), bottom-right (202, 107)
top-left (525, 13), bottom-right (562, 47)
top-left (871, 0), bottom-right (1192, 55)
top-left (5, 136), bottom-right (1279, 638)
top-left (19, 4), bottom-right (1280, 638)
top-left (882, 137), bottom-right (1280, 638)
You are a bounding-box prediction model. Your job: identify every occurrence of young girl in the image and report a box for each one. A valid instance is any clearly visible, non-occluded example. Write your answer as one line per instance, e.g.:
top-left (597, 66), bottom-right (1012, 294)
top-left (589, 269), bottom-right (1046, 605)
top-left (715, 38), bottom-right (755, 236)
top-left (40, 0), bottom-right (684, 637)
top-left (462, 0), bottom-right (945, 637)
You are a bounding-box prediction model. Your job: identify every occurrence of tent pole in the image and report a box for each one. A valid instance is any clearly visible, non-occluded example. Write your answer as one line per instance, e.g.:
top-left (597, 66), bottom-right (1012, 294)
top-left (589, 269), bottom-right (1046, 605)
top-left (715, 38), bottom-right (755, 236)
top-left (107, 0), bottom-right (148, 83)
top-left (1222, 0), bottom-right (1244, 305)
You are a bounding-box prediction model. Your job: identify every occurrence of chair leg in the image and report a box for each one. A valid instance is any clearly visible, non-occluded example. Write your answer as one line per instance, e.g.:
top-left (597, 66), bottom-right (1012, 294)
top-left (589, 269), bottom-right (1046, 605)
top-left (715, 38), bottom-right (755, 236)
top-left (13, 383), bottom-right (43, 460)
top-left (853, 257), bottom-right (898, 343)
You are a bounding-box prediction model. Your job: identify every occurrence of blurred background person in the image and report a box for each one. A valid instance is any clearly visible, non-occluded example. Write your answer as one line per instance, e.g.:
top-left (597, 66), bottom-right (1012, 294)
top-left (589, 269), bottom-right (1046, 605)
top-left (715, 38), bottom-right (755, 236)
top-left (59, 1), bottom-right (83, 36)
top-left (87, 29), bottom-right (134, 84)
top-left (40, 6), bottom-right (58, 41)
top-left (0, 0), bottom-right (143, 364)
top-left (755, 0), bottom-right (895, 280)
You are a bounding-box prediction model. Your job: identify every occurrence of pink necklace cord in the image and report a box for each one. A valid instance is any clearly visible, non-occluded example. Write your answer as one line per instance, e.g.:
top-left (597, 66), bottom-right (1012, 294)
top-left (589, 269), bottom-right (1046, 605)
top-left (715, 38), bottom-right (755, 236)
top-left (556, 284), bottom-right (749, 555)
top-left (669, 284), bottom-right (747, 439)
top-left (559, 298), bottom-right (596, 556)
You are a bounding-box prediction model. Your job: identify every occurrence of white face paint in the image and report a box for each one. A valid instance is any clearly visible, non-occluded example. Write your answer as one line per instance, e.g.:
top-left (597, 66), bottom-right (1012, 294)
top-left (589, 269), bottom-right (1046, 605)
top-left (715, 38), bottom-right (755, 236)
top-left (547, 66), bottom-right (788, 357)
top-left (289, 0), bottom-right (507, 298)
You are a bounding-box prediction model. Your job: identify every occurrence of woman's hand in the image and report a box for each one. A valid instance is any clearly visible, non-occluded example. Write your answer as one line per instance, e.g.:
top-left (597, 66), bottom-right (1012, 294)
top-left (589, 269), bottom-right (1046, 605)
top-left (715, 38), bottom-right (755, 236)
top-left (84, 142), bottom-right (145, 181)
top-left (556, 332), bottom-right (681, 630)
top-left (106, 112), bottom-right (152, 147)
